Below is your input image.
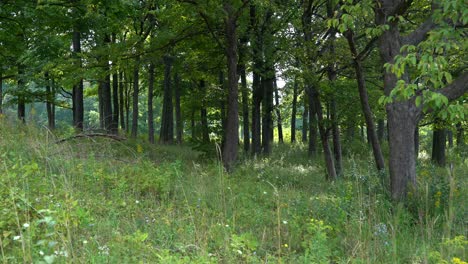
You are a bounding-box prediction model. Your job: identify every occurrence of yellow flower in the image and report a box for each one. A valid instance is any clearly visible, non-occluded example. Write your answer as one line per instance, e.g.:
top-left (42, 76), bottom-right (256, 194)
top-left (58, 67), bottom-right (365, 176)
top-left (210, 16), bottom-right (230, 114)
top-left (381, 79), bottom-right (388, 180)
top-left (136, 144), bottom-right (143, 153)
top-left (452, 257), bottom-right (467, 264)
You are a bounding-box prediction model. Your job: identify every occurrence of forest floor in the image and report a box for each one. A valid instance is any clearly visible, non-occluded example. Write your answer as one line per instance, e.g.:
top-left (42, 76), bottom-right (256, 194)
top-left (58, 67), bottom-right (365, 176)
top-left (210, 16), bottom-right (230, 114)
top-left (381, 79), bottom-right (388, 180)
top-left (0, 122), bottom-right (467, 263)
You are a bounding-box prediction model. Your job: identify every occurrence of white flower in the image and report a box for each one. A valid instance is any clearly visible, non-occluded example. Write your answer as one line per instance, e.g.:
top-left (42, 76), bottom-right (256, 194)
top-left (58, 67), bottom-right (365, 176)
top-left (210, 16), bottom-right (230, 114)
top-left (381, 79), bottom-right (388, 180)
top-left (83, 240), bottom-right (88, 244)
top-left (39, 250), bottom-right (44, 256)
top-left (23, 223), bottom-right (30, 228)
top-left (135, 200), bottom-right (140, 204)
top-left (13, 236), bottom-right (21, 241)
top-left (282, 220), bottom-right (288, 224)
top-left (236, 249), bottom-right (243, 255)
top-left (263, 191), bottom-right (267, 195)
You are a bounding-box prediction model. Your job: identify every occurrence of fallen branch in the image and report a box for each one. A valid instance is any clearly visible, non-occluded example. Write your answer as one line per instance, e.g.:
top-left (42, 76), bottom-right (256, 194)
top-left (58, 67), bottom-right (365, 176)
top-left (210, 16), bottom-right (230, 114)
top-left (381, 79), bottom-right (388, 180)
top-left (55, 133), bottom-right (127, 144)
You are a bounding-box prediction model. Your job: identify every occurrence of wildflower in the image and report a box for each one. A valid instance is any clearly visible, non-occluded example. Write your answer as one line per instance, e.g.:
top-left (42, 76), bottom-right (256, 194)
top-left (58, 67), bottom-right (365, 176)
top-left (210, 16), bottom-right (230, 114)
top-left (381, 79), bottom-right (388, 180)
top-left (283, 244), bottom-right (288, 248)
top-left (236, 249), bottom-right (243, 255)
top-left (282, 220), bottom-right (288, 225)
top-left (39, 251), bottom-right (44, 256)
top-left (135, 200), bottom-right (140, 204)
top-left (263, 191), bottom-right (267, 195)
top-left (13, 236), bottom-right (21, 241)
top-left (83, 240), bottom-right (88, 244)
top-left (23, 223), bottom-right (30, 228)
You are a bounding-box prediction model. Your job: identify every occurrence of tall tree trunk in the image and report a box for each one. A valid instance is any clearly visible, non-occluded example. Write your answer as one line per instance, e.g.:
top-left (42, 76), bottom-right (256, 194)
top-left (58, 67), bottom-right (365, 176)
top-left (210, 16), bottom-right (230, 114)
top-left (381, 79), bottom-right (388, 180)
top-left (125, 73), bottom-right (131, 134)
top-left (45, 72), bottom-right (55, 130)
top-left (222, 2), bottom-right (239, 170)
top-left (302, 97), bottom-right (308, 143)
top-left (17, 67), bottom-right (25, 123)
top-left (250, 3), bottom-right (263, 156)
top-left (291, 79), bottom-right (298, 143)
top-left (148, 63), bottom-right (155, 144)
top-left (111, 72), bottom-right (119, 134)
top-left (274, 80), bottom-right (283, 143)
top-left (240, 64), bottom-right (250, 152)
top-left (101, 59), bottom-right (113, 133)
top-left (346, 30), bottom-right (385, 171)
top-left (330, 98), bottom-right (342, 176)
top-left (174, 72), bottom-right (183, 144)
top-left (119, 71), bottom-right (125, 131)
top-left (200, 80), bottom-right (210, 143)
top-left (414, 125), bottom-right (419, 160)
top-left (311, 87), bottom-right (337, 180)
top-left (72, 30), bottom-right (84, 131)
top-left (131, 57), bottom-right (140, 138)
top-left (432, 126), bottom-right (446, 166)
top-left (219, 71), bottom-right (226, 144)
top-left (160, 55), bottom-right (174, 144)
top-left (262, 75), bottom-right (274, 154)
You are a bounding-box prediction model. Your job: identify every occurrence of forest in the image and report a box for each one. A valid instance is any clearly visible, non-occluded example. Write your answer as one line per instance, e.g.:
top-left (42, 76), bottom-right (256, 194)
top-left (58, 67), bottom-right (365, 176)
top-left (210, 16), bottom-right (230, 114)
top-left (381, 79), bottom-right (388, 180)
top-left (0, 0), bottom-right (467, 263)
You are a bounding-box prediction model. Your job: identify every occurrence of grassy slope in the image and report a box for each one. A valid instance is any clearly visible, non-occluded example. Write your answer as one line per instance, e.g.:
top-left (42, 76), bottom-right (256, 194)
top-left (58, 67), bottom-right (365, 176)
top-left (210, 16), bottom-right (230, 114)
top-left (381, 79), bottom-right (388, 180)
top-left (0, 121), bottom-right (466, 263)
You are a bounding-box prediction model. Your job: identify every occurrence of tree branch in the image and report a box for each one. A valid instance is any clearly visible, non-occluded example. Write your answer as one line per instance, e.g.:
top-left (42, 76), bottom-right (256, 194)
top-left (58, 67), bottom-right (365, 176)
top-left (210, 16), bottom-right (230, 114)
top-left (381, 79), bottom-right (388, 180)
top-left (401, 17), bottom-right (436, 46)
top-left (439, 71), bottom-right (468, 101)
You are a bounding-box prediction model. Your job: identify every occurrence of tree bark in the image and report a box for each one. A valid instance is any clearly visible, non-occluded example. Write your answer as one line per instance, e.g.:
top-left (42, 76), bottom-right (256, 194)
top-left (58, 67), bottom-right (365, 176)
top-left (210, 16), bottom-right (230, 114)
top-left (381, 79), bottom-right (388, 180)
top-left (414, 125), bottom-right (419, 160)
top-left (119, 71), bottom-right (125, 131)
top-left (174, 72), bottom-right (183, 144)
top-left (377, 119), bottom-right (385, 142)
top-left (17, 67), bottom-right (25, 123)
top-left (311, 87), bottom-right (337, 180)
top-left (302, 97), bottom-right (308, 143)
top-left (291, 79), bottom-right (298, 143)
top-left (262, 74), bottom-right (274, 154)
top-left (160, 55), bottom-right (174, 144)
top-left (432, 126), bottom-right (446, 166)
top-left (250, 3), bottom-right (263, 156)
top-left (447, 130), bottom-right (453, 148)
top-left (72, 30), bottom-right (84, 131)
top-left (148, 63), bottom-right (155, 144)
top-left (131, 57), bottom-right (140, 138)
top-left (45, 72), bottom-right (55, 130)
top-left (346, 30), bottom-right (385, 172)
top-left (274, 80), bottom-right (283, 143)
top-left (111, 72), bottom-right (119, 134)
top-left (222, 2), bottom-right (240, 171)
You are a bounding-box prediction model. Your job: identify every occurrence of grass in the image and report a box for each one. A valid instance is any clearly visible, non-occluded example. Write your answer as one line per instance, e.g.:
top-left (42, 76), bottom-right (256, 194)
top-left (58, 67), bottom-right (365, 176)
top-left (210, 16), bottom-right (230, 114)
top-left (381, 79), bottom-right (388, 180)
top-left (0, 120), bottom-right (466, 263)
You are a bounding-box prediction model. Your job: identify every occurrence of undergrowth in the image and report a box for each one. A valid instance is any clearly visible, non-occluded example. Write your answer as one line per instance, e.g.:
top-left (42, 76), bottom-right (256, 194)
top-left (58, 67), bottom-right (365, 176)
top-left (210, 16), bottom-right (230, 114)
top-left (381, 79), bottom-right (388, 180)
top-left (0, 121), bottom-right (466, 263)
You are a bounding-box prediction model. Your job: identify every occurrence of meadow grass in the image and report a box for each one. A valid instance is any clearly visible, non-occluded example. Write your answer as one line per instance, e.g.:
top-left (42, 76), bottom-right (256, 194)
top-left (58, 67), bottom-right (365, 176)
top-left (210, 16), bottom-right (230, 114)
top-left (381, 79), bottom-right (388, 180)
top-left (0, 121), bottom-right (466, 263)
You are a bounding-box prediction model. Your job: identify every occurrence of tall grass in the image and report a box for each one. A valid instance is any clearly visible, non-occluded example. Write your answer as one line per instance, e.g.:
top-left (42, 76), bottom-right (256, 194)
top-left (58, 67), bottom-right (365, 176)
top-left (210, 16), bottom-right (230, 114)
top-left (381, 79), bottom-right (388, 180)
top-left (0, 120), bottom-right (466, 263)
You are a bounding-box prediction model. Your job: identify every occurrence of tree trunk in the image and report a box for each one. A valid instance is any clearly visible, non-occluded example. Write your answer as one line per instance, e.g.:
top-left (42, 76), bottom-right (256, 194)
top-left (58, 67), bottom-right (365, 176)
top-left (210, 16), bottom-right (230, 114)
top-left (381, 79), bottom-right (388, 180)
top-left (174, 72), bottom-right (183, 144)
top-left (111, 72), bottom-right (119, 134)
top-left (148, 63), bottom-right (155, 144)
top-left (302, 94), bottom-right (308, 143)
top-left (414, 125), bottom-right (419, 159)
top-left (219, 71), bottom-right (226, 145)
top-left (160, 55), bottom-right (174, 144)
top-left (191, 110), bottom-right (196, 140)
top-left (274, 80), bottom-right (283, 143)
top-left (119, 71), bottom-right (125, 131)
top-left (101, 37), bottom-right (113, 133)
top-left (262, 75), bottom-right (274, 154)
top-left (346, 30), bottom-right (385, 171)
top-left (45, 72), bottom-right (55, 130)
top-left (432, 127), bottom-right (446, 166)
top-left (131, 57), bottom-right (140, 138)
top-left (330, 98), bottom-right (342, 176)
top-left (311, 87), bottom-right (337, 180)
top-left (125, 73), bottom-right (131, 134)
top-left (222, 2), bottom-right (239, 171)
top-left (72, 30), bottom-right (84, 131)
top-left (17, 67), bottom-right (25, 123)
top-left (387, 102), bottom-right (419, 199)
top-left (200, 80), bottom-right (210, 143)
top-left (250, 3), bottom-right (263, 156)
top-left (291, 79), bottom-right (298, 143)
top-left (240, 64), bottom-right (250, 152)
